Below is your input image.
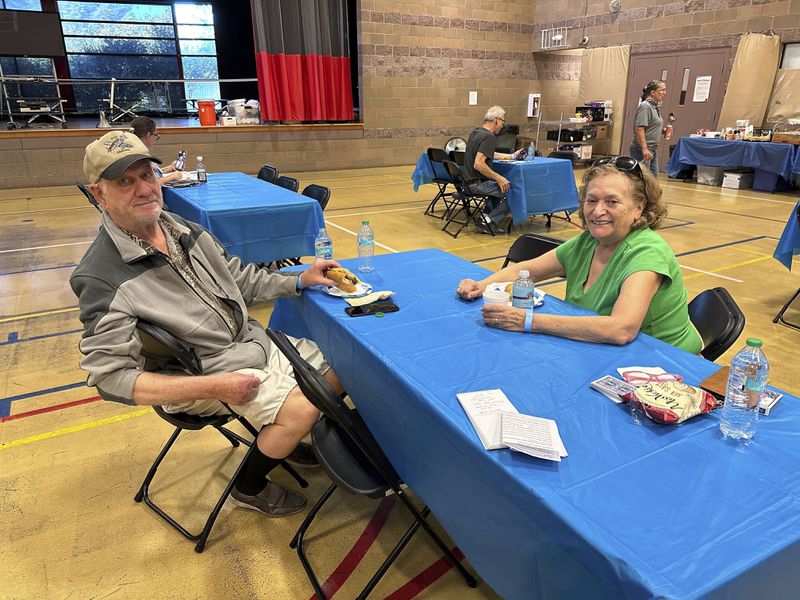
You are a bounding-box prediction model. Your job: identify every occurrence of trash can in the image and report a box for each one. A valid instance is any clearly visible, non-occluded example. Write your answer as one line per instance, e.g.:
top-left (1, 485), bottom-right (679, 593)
top-left (198, 100), bottom-right (216, 126)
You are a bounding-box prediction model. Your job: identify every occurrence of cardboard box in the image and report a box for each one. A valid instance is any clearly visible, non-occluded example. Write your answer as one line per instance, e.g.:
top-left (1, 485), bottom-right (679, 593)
top-left (595, 125), bottom-right (608, 140)
top-left (697, 166), bottom-right (724, 186)
top-left (722, 171), bottom-right (753, 189)
top-left (579, 144), bottom-right (593, 160)
top-left (771, 132), bottom-right (800, 144)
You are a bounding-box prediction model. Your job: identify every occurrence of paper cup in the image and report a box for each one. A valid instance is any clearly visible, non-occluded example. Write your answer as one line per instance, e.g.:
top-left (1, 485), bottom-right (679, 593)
top-left (483, 290), bottom-right (510, 305)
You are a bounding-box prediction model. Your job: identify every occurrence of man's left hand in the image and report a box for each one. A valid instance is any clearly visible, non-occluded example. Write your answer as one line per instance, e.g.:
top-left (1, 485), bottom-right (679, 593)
top-left (300, 259), bottom-right (341, 288)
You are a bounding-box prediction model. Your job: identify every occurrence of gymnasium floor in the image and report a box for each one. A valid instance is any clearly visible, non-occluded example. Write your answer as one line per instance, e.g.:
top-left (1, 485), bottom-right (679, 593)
top-left (1, 164), bottom-right (799, 599)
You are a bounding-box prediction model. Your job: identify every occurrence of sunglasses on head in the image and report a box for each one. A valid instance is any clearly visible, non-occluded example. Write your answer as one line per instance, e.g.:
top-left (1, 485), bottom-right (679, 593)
top-left (593, 155), bottom-right (644, 181)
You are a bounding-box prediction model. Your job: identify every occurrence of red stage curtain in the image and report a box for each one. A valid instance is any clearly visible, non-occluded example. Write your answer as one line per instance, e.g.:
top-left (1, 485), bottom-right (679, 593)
top-left (251, 0), bottom-right (354, 122)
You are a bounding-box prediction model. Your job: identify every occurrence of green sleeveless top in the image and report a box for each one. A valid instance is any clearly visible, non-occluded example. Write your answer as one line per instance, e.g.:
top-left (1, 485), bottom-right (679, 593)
top-left (555, 228), bottom-right (702, 354)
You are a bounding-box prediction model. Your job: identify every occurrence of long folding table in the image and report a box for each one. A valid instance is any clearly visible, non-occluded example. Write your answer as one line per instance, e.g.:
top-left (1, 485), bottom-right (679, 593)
top-left (270, 248), bottom-right (800, 600)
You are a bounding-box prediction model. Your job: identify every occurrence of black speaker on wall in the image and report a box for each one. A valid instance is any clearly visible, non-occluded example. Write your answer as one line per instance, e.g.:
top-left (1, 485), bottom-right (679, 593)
top-left (0, 10), bottom-right (66, 57)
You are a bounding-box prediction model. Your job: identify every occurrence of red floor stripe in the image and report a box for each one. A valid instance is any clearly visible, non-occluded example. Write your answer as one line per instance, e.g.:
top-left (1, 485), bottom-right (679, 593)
top-left (310, 494), bottom-right (398, 600)
top-left (0, 396), bottom-right (101, 423)
top-left (382, 547), bottom-right (466, 600)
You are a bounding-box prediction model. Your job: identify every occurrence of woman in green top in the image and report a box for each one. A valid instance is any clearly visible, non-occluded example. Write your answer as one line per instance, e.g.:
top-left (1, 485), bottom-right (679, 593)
top-left (456, 157), bottom-right (703, 353)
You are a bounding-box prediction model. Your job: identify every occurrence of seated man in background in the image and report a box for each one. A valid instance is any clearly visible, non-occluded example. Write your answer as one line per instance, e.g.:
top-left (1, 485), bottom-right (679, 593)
top-left (71, 130), bottom-right (341, 517)
top-left (463, 105), bottom-right (521, 234)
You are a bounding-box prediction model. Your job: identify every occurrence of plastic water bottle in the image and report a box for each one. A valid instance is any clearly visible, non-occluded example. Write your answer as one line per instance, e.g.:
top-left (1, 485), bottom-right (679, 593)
top-left (314, 227), bottom-right (333, 260)
top-left (357, 220), bottom-right (375, 273)
top-left (526, 142), bottom-right (536, 162)
top-left (196, 155), bottom-right (207, 183)
top-left (511, 269), bottom-right (535, 309)
top-left (720, 338), bottom-right (769, 441)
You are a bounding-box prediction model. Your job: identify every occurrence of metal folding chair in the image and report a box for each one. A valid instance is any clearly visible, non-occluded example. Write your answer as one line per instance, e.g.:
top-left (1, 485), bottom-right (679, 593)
top-left (688, 288), bottom-right (746, 362)
top-left (424, 147), bottom-right (456, 219)
top-left (441, 160), bottom-right (495, 238)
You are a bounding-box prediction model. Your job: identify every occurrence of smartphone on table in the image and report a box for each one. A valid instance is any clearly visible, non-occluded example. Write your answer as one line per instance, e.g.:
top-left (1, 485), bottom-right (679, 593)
top-left (345, 300), bottom-right (399, 317)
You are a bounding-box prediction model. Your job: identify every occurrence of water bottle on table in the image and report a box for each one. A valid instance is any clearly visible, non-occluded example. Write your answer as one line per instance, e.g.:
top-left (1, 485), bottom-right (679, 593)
top-left (196, 155), bottom-right (207, 183)
top-left (720, 338), bottom-right (769, 441)
top-left (511, 269), bottom-right (535, 309)
top-left (314, 227), bottom-right (333, 260)
top-left (526, 142), bottom-right (536, 162)
top-left (357, 220), bottom-right (375, 273)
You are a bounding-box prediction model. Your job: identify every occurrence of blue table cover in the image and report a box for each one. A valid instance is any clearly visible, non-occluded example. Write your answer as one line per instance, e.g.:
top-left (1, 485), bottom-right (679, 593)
top-left (412, 152), bottom-right (579, 224)
top-left (270, 249), bottom-right (800, 600)
top-left (162, 172), bottom-right (324, 264)
top-left (665, 137), bottom-right (798, 180)
top-left (773, 200), bottom-right (800, 270)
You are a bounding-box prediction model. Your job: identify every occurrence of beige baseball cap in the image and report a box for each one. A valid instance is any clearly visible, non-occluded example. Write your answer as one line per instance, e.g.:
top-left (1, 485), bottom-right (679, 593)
top-left (83, 130), bottom-right (162, 183)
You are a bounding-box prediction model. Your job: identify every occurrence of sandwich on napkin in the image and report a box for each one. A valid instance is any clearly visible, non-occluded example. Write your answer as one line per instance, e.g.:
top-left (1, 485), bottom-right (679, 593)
top-left (327, 267), bottom-right (360, 293)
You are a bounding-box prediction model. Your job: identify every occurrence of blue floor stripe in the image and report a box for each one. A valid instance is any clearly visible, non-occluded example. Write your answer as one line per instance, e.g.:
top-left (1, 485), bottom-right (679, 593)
top-left (0, 381), bottom-right (87, 418)
top-left (1, 329), bottom-right (83, 346)
top-left (0, 263), bottom-right (78, 277)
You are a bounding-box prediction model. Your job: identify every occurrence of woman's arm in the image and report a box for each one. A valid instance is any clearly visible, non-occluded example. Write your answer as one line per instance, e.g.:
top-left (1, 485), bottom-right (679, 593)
top-left (457, 250), bottom-right (565, 300)
top-left (481, 270), bottom-right (662, 345)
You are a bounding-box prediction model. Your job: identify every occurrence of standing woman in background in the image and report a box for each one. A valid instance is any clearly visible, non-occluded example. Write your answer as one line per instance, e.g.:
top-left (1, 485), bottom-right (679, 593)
top-left (129, 116), bottom-right (184, 185)
top-left (629, 80), bottom-right (668, 177)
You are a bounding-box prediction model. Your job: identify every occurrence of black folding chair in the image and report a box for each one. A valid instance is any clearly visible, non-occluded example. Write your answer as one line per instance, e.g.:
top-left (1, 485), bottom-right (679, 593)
top-left (301, 184), bottom-right (331, 211)
top-left (275, 175), bottom-right (299, 192)
top-left (266, 329), bottom-right (478, 600)
top-left (542, 151), bottom-right (578, 228)
top-left (501, 233), bottom-right (564, 268)
top-left (257, 164), bottom-right (279, 184)
top-left (424, 148), bottom-right (456, 219)
top-left (773, 203), bottom-right (800, 331)
top-left (441, 160), bottom-right (496, 238)
top-left (688, 288), bottom-right (746, 362)
top-left (133, 320), bottom-right (307, 553)
top-left (448, 150), bottom-right (466, 166)
top-left (77, 182), bottom-right (100, 211)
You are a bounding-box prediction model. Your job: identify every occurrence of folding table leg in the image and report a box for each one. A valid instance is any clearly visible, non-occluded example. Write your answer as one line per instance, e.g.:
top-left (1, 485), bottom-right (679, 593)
top-left (773, 287), bottom-right (800, 330)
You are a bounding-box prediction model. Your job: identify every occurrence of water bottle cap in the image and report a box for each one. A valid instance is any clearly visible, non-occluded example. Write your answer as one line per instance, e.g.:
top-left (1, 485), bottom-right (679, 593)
top-left (745, 338), bottom-right (763, 348)
top-left (197, 156), bottom-right (203, 160)
top-left (362, 220), bottom-right (369, 225)
top-left (518, 269), bottom-right (530, 278)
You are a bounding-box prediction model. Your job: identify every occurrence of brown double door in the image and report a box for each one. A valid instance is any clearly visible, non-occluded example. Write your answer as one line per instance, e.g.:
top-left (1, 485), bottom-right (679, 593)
top-left (621, 49), bottom-right (728, 173)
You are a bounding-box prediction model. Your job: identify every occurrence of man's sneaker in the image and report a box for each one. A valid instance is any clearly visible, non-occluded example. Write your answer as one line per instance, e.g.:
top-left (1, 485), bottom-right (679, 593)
top-left (475, 218), bottom-right (500, 235)
top-left (230, 481), bottom-right (307, 517)
top-left (286, 441), bottom-right (320, 468)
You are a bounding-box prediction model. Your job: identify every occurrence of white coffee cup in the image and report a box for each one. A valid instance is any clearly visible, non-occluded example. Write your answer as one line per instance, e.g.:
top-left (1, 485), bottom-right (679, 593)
top-left (483, 290), bottom-right (510, 305)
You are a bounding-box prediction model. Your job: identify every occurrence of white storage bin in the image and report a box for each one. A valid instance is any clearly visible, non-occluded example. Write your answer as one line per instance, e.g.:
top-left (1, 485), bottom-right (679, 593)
top-left (697, 166), bottom-right (724, 186)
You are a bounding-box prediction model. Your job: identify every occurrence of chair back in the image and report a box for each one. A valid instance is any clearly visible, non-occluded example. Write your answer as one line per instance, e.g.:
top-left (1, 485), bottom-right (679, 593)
top-left (426, 147), bottom-right (451, 182)
top-left (547, 151), bottom-right (578, 166)
top-left (275, 175), bottom-right (299, 192)
top-left (77, 182), bottom-right (101, 211)
top-left (449, 150), bottom-right (466, 166)
top-left (257, 164), bottom-right (279, 184)
top-left (688, 287), bottom-right (746, 362)
top-left (137, 319), bottom-right (203, 376)
top-left (442, 160), bottom-right (467, 194)
top-left (502, 233), bottom-right (564, 268)
top-left (301, 184), bottom-right (331, 210)
top-left (265, 329), bottom-right (399, 481)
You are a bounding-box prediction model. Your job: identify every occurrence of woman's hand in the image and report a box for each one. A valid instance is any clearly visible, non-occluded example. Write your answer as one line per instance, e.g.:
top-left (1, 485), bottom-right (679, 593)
top-left (482, 305), bottom-right (526, 331)
top-left (457, 278), bottom-right (486, 300)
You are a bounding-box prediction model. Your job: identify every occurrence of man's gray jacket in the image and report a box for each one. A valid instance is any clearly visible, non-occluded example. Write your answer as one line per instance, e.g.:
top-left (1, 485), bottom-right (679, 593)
top-left (70, 210), bottom-right (299, 405)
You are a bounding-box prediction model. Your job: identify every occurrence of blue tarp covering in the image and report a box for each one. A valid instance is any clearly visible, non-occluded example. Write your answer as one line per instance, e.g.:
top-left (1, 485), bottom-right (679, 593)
top-left (774, 200), bottom-right (800, 270)
top-left (271, 249), bottom-right (800, 600)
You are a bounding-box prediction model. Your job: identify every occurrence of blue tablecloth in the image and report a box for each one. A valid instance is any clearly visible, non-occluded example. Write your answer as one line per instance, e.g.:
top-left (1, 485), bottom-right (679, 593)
top-left (773, 200), bottom-right (800, 270)
top-left (665, 137), bottom-right (798, 180)
top-left (270, 249), bottom-right (800, 600)
top-left (162, 172), bottom-right (324, 264)
top-left (412, 152), bottom-right (579, 224)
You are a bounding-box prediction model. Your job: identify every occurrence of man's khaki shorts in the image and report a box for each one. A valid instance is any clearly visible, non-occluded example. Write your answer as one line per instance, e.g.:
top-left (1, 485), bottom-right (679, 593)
top-left (162, 335), bottom-right (329, 427)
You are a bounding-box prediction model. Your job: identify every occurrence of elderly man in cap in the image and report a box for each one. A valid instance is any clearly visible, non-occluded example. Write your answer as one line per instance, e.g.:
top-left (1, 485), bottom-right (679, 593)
top-left (71, 130), bottom-right (341, 516)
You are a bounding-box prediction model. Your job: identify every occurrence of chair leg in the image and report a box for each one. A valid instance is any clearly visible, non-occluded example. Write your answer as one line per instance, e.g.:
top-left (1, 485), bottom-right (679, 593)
top-left (134, 426), bottom-right (181, 504)
top-left (545, 213), bottom-right (553, 228)
top-left (214, 425), bottom-right (241, 448)
top-left (355, 507), bottom-right (429, 600)
top-left (394, 489), bottom-right (478, 588)
top-left (424, 184), bottom-right (446, 218)
top-left (442, 199), bottom-right (470, 238)
top-left (291, 482), bottom-right (338, 600)
top-left (773, 286), bottom-right (800, 330)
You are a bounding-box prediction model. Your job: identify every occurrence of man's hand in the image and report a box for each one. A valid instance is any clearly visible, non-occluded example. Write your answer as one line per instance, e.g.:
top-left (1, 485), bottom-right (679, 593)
top-left (496, 175), bottom-right (510, 193)
top-left (300, 259), bottom-right (341, 288)
top-left (642, 148), bottom-right (653, 162)
top-left (457, 278), bottom-right (486, 300)
top-left (482, 305), bottom-right (526, 331)
top-left (208, 372), bottom-right (261, 406)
